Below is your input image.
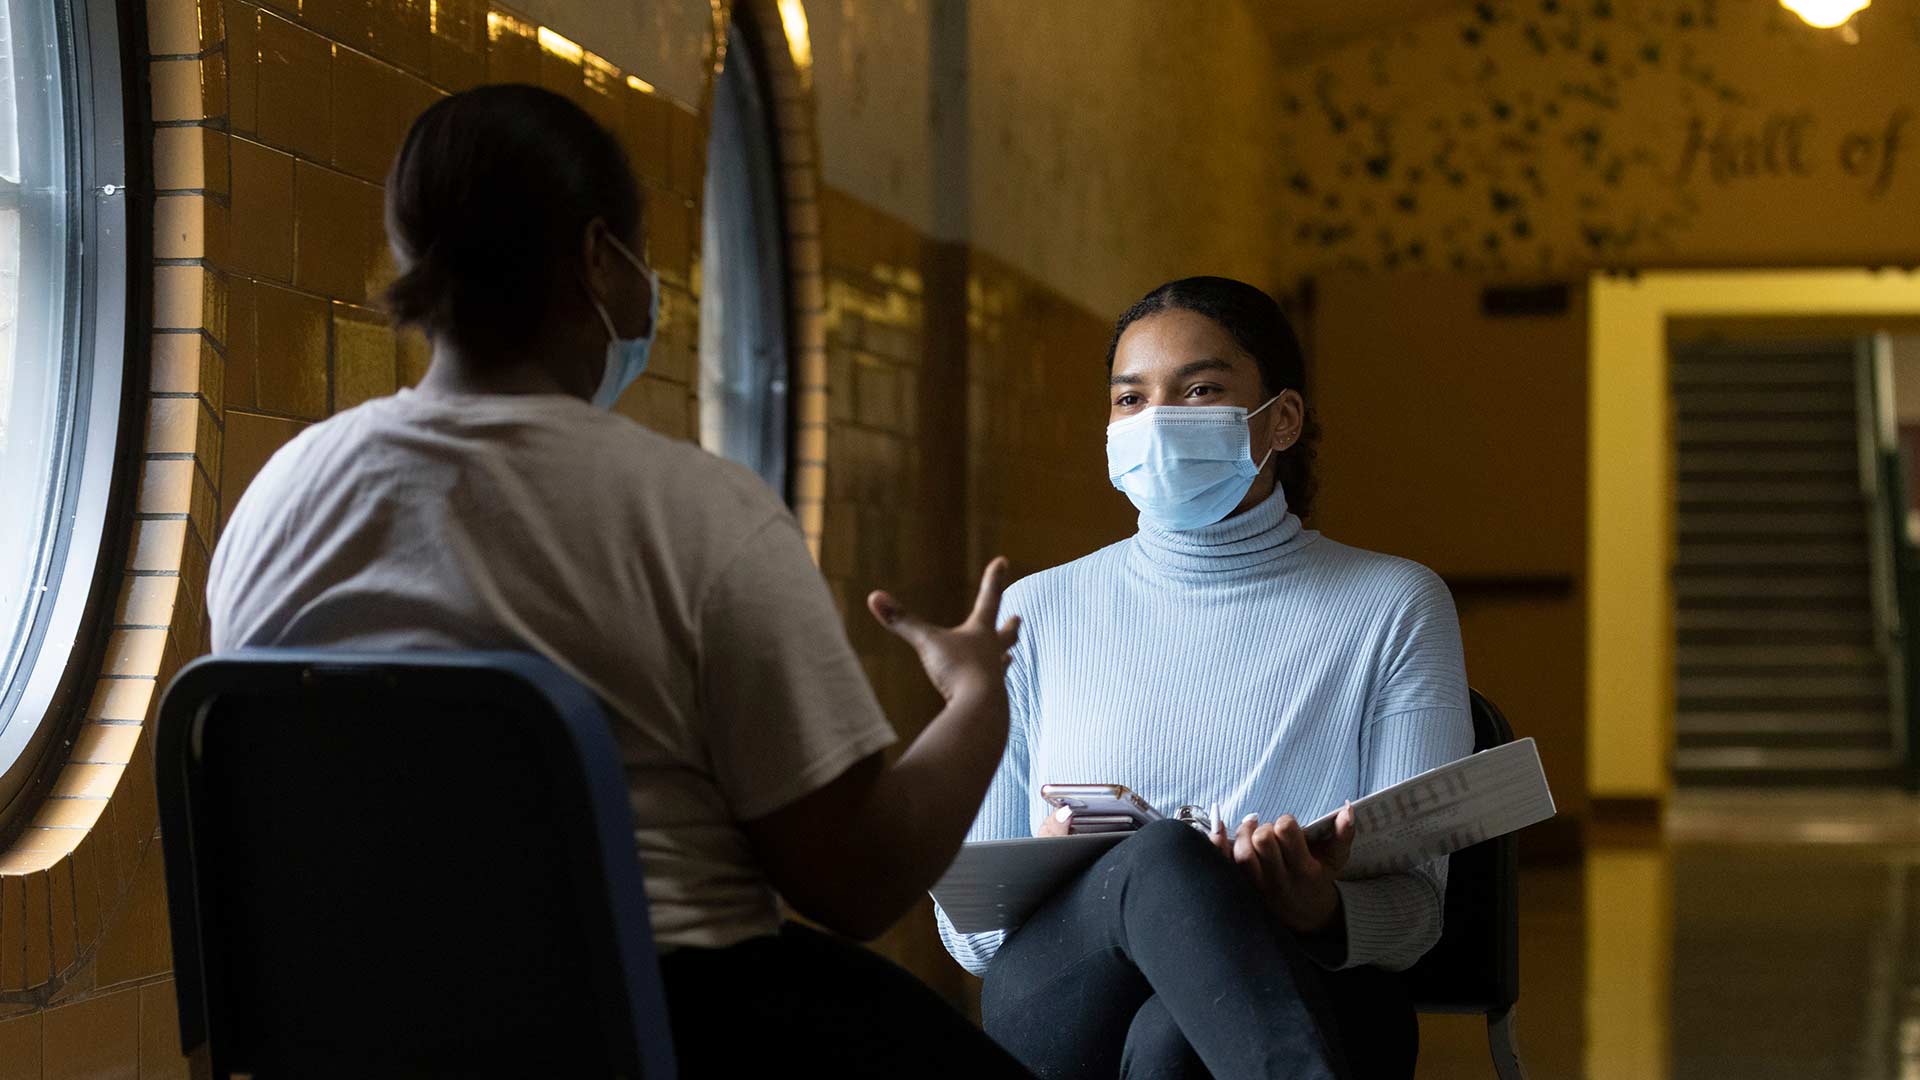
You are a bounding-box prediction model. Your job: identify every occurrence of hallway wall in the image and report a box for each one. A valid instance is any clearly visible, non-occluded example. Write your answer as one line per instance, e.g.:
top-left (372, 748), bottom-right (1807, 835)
top-left (1266, 0), bottom-right (1920, 282)
top-left (0, 0), bottom-right (1281, 1065)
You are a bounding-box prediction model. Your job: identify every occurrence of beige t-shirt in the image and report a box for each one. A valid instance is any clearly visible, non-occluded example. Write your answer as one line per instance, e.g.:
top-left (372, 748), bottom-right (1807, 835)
top-left (207, 388), bottom-right (897, 950)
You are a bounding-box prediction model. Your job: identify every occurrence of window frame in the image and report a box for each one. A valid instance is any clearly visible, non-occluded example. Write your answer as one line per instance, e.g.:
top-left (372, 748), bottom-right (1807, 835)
top-left (698, 20), bottom-right (795, 500)
top-left (0, 0), bottom-right (133, 825)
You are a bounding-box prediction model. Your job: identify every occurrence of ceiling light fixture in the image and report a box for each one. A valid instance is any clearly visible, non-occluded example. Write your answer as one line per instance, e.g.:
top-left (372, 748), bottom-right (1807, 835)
top-left (1779, 0), bottom-right (1870, 29)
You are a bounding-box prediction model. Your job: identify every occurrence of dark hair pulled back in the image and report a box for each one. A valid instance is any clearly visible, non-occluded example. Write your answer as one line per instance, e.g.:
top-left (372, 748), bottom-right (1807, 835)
top-left (382, 84), bottom-right (641, 359)
top-left (1105, 276), bottom-right (1320, 519)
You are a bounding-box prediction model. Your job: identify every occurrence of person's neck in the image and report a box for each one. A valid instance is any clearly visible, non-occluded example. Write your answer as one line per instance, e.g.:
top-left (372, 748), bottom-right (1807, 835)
top-left (416, 342), bottom-right (588, 400)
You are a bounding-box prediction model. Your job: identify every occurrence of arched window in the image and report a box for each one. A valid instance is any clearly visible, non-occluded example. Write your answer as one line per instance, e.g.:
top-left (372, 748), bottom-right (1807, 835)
top-left (0, 0), bottom-right (130, 818)
top-left (698, 23), bottom-right (791, 498)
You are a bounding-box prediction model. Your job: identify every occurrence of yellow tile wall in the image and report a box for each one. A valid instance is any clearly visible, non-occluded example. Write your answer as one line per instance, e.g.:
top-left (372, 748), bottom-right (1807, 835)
top-left (1, 1), bottom-right (1178, 1068)
top-left (0, 0), bottom-right (711, 1075)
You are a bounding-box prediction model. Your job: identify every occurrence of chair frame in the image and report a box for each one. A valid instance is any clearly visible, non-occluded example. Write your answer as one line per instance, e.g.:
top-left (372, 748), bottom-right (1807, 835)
top-left (1405, 688), bottom-right (1528, 1080)
top-left (154, 649), bottom-right (676, 1078)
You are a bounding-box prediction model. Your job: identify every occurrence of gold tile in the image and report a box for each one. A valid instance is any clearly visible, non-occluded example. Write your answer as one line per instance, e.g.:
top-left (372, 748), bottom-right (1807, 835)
top-left (224, 276), bottom-right (259, 410)
top-left (665, 102), bottom-right (704, 200)
top-left (228, 137), bottom-right (294, 282)
top-left (226, 0), bottom-right (259, 135)
top-left (196, 392), bottom-right (224, 478)
top-left (255, 12), bottom-right (332, 162)
top-left (115, 574), bottom-right (181, 628)
top-left (153, 266), bottom-right (212, 331)
top-left (0, 876), bottom-right (24, 990)
top-left (139, 981), bottom-right (190, 1080)
top-left (146, 0), bottom-right (206, 56)
top-left (624, 88), bottom-right (672, 189)
top-left (86, 679), bottom-right (155, 724)
top-left (331, 46), bottom-right (441, 184)
top-left (152, 126), bottom-right (225, 194)
top-left (70, 724), bottom-right (142, 767)
top-left (428, 0), bottom-right (486, 90)
top-left (369, 0), bottom-right (432, 74)
top-left (154, 195), bottom-right (208, 260)
top-left (299, 0), bottom-right (376, 51)
top-left (70, 834), bottom-right (103, 956)
top-left (201, 265), bottom-right (230, 345)
top-left (49, 858), bottom-right (77, 976)
top-left (150, 59), bottom-right (207, 122)
top-left (292, 160), bottom-right (384, 302)
top-left (251, 281), bottom-right (330, 419)
top-left (0, 1012), bottom-right (42, 1080)
top-left (136, 458), bottom-right (194, 516)
top-left (397, 327), bottom-right (433, 387)
top-left (42, 986), bottom-right (139, 1080)
top-left (144, 397), bottom-right (198, 454)
top-left (33, 796), bottom-right (110, 831)
top-left (648, 190), bottom-right (693, 284)
top-left (332, 305), bottom-right (398, 411)
top-left (149, 332), bottom-right (201, 394)
top-left (21, 870), bottom-right (51, 987)
top-left (200, 49), bottom-right (230, 125)
top-left (536, 35), bottom-right (586, 107)
top-left (220, 411), bottom-right (310, 530)
top-left (485, 4), bottom-right (539, 85)
top-left (129, 517), bottom-right (189, 574)
top-left (792, 459), bottom-right (827, 504)
top-left (189, 464), bottom-right (221, 551)
top-left (103, 628), bottom-right (168, 676)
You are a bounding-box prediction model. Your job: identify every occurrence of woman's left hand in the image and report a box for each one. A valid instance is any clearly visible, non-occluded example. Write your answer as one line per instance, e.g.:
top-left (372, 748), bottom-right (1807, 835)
top-left (1231, 805), bottom-right (1355, 935)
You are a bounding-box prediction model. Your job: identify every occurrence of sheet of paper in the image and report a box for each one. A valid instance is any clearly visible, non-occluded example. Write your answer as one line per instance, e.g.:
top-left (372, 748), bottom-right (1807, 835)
top-left (931, 739), bottom-right (1556, 934)
top-left (930, 832), bottom-right (1126, 934)
top-left (1305, 737), bottom-right (1556, 878)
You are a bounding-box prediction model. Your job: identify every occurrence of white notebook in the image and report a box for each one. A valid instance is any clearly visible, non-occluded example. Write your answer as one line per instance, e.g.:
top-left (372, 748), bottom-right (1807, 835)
top-left (931, 738), bottom-right (1555, 935)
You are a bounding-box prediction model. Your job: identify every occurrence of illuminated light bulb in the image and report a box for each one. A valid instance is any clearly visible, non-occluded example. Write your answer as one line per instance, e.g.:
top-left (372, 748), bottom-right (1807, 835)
top-left (1779, 0), bottom-right (1870, 28)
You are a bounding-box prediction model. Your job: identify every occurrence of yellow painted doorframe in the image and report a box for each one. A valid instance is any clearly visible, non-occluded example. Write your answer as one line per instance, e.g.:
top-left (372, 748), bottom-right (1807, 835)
top-left (1587, 268), bottom-right (1920, 802)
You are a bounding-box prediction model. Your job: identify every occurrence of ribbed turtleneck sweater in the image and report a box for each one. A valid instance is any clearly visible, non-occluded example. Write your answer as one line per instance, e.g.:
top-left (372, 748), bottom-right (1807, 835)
top-left (935, 488), bottom-right (1474, 976)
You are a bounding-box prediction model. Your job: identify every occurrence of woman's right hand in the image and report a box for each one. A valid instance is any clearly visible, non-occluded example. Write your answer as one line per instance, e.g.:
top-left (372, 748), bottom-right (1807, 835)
top-left (867, 557), bottom-right (1022, 705)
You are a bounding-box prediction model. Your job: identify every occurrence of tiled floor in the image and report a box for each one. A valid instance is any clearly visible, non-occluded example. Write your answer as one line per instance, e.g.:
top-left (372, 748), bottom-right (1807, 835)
top-left (1417, 790), bottom-right (1920, 1079)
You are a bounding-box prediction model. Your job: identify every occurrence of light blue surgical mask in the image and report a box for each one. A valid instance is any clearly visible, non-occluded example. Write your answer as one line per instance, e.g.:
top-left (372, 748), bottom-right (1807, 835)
top-left (587, 234), bottom-right (659, 410)
top-left (1106, 395), bottom-right (1281, 531)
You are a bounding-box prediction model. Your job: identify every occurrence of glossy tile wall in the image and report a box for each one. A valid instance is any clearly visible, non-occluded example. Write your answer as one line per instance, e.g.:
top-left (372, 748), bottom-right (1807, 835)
top-left (0, 0), bottom-right (1178, 1069)
top-left (0, 1), bottom-right (709, 1075)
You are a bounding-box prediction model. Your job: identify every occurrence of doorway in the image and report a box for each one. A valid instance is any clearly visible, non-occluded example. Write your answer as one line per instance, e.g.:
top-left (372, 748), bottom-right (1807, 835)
top-left (1668, 333), bottom-right (1905, 784)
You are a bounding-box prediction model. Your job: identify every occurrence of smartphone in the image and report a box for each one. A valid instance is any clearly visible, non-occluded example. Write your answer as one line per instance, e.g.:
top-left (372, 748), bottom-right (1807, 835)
top-left (1040, 784), bottom-right (1163, 834)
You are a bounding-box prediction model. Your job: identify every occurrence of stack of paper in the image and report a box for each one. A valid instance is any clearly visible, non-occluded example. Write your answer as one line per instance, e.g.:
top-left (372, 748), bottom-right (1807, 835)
top-left (931, 738), bottom-right (1554, 934)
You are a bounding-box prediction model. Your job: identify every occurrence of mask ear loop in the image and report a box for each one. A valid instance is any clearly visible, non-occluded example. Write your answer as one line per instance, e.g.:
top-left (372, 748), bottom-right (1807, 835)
top-left (1249, 392), bottom-right (1285, 472)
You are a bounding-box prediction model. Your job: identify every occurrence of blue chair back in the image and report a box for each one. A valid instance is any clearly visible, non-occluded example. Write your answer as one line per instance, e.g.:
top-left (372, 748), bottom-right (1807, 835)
top-left (154, 650), bottom-right (676, 1078)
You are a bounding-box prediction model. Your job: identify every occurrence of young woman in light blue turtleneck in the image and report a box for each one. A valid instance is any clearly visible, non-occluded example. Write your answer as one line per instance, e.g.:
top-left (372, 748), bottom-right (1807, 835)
top-left (936, 277), bottom-right (1474, 1080)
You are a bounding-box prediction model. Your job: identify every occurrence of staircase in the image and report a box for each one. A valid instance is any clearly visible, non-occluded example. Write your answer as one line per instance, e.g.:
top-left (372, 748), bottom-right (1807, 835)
top-left (1671, 339), bottom-right (1904, 785)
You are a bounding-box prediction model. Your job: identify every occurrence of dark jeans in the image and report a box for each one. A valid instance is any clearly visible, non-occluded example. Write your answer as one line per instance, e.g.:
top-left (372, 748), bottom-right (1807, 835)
top-left (982, 819), bottom-right (1418, 1080)
top-left (659, 921), bottom-right (1033, 1077)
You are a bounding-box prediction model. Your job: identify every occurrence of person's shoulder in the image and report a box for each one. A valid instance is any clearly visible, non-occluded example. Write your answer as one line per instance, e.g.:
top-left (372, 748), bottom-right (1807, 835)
top-left (570, 408), bottom-right (792, 536)
top-left (1302, 535), bottom-right (1454, 608)
top-left (227, 400), bottom-right (385, 515)
top-left (1001, 537), bottom-right (1133, 612)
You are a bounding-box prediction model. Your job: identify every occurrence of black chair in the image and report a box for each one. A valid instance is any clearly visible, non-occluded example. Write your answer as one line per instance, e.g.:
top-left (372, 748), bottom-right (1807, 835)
top-left (1403, 688), bottom-right (1527, 1080)
top-left (154, 650), bottom-right (676, 1078)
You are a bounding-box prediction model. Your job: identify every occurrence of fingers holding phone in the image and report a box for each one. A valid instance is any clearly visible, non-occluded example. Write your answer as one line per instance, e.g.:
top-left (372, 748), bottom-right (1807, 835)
top-left (1037, 805), bottom-right (1072, 837)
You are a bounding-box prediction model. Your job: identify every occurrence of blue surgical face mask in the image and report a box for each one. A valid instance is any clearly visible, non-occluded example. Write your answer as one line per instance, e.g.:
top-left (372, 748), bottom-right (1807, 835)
top-left (1106, 395), bottom-right (1281, 531)
top-left (587, 234), bottom-right (659, 410)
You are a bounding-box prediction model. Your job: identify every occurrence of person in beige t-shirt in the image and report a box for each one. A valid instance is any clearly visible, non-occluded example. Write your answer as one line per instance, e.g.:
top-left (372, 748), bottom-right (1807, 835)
top-left (207, 85), bottom-right (1031, 1077)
